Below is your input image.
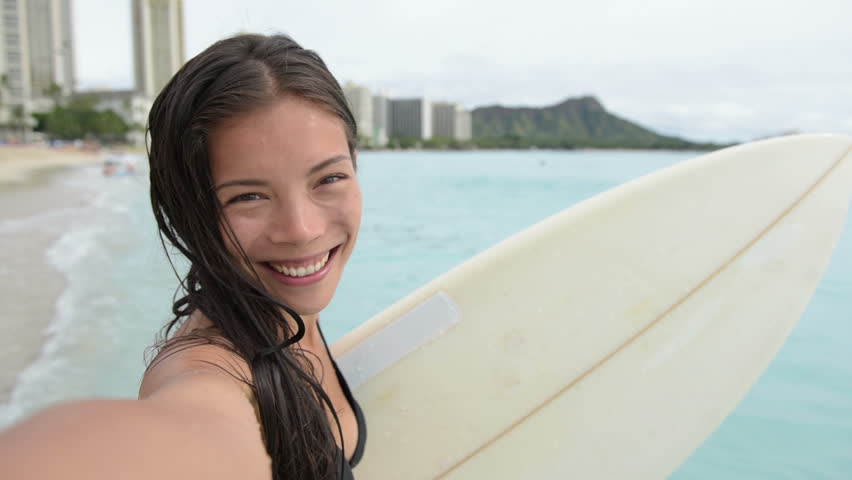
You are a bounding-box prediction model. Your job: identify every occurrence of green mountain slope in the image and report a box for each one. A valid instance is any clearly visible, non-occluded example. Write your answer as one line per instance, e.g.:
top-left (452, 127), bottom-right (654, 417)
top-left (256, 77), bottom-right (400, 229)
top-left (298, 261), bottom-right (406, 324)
top-left (472, 96), bottom-right (719, 149)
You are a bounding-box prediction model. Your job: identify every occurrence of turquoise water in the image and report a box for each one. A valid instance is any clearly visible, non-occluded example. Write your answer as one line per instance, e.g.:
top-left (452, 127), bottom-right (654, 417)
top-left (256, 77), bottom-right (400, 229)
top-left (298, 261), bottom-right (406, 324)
top-left (1, 150), bottom-right (850, 477)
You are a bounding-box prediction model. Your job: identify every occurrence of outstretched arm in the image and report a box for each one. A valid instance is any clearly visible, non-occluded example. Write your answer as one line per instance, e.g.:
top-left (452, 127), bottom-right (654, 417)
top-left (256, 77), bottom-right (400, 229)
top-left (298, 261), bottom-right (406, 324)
top-left (0, 370), bottom-right (271, 480)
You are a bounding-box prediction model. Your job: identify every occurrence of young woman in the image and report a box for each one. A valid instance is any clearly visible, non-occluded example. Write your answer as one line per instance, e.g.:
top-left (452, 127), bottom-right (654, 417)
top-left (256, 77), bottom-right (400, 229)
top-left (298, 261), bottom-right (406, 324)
top-left (0, 34), bottom-right (366, 480)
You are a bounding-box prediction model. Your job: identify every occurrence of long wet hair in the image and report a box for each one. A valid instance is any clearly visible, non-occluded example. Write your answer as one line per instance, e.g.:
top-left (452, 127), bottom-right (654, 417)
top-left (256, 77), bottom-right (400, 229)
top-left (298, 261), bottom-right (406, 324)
top-left (146, 33), bottom-right (357, 480)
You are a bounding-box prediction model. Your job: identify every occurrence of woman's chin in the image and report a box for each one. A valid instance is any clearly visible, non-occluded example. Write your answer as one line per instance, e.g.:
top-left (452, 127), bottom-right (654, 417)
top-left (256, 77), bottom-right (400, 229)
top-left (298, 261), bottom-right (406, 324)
top-left (276, 297), bottom-right (330, 321)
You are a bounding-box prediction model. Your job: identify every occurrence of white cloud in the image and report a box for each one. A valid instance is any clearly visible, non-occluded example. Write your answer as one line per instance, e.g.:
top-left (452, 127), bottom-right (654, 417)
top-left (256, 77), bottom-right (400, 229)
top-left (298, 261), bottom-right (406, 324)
top-left (71, 0), bottom-right (852, 142)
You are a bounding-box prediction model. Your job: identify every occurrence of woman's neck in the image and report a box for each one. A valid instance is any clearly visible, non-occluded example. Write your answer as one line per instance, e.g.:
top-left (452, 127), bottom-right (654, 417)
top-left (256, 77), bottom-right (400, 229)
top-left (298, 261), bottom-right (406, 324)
top-left (285, 311), bottom-right (323, 347)
top-left (299, 313), bottom-right (323, 346)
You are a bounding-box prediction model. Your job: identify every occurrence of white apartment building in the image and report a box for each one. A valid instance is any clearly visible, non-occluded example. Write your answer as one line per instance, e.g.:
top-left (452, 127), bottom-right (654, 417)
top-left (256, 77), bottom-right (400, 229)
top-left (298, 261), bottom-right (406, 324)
top-left (390, 98), bottom-right (432, 140)
top-left (431, 102), bottom-right (454, 139)
top-left (371, 92), bottom-right (389, 147)
top-left (0, 0), bottom-right (31, 121)
top-left (455, 108), bottom-right (472, 141)
top-left (343, 81), bottom-right (373, 146)
top-left (132, 0), bottom-right (185, 98)
top-left (0, 0), bottom-right (74, 131)
top-left (26, 0), bottom-right (74, 110)
top-left (432, 102), bottom-right (472, 141)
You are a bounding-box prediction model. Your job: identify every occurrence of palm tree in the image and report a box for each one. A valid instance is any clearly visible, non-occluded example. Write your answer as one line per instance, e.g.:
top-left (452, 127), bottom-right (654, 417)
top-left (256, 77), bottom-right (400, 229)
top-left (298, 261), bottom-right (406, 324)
top-left (0, 73), bottom-right (10, 140)
top-left (0, 73), bottom-right (9, 107)
top-left (43, 82), bottom-right (63, 109)
top-left (10, 104), bottom-right (26, 141)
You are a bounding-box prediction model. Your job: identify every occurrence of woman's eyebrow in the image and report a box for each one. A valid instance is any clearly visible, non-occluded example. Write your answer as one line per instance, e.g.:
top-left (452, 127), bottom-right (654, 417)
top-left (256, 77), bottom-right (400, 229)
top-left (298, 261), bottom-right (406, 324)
top-left (214, 179), bottom-right (268, 191)
top-left (215, 155), bottom-right (351, 191)
top-left (309, 155), bottom-right (351, 175)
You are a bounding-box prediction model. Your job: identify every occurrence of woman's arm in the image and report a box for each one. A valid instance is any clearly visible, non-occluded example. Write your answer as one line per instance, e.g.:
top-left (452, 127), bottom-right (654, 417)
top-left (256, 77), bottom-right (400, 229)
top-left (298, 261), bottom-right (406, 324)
top-left (1, 366), bottom-right (270, 479)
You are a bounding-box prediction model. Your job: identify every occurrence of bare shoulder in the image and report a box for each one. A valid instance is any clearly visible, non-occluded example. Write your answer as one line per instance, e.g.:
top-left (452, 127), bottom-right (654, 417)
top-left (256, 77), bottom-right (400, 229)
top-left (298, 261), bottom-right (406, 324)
top-left (140, 336), bottom-right (252, 395)
top-left (126, 327), bottom-right (271, 478)
top-left (140, 323), bottom-right (259, 425)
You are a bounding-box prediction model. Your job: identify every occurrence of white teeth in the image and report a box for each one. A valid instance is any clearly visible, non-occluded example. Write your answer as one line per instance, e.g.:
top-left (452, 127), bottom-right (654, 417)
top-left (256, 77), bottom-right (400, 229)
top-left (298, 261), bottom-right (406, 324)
top-left (272, 250), bottom-right (332, 278)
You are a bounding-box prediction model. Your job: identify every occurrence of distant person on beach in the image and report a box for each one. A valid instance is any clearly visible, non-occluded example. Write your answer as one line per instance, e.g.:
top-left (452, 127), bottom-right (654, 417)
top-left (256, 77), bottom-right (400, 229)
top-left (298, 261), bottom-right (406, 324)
top-left (102, 153), bottom-right (138, 177)
top-left (1, 33), bottom-right (366, 480)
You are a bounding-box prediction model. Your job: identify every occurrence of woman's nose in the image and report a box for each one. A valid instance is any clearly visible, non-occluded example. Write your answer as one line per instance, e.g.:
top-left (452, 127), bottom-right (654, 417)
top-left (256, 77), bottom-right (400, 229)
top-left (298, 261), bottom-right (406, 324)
top-left (267, 196), bottom-right (325, 246)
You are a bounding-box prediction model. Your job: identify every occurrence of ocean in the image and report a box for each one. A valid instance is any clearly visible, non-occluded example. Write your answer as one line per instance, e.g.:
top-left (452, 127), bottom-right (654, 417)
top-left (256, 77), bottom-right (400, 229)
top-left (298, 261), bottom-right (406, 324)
top-left (2, 149), bottom-right (850, 478)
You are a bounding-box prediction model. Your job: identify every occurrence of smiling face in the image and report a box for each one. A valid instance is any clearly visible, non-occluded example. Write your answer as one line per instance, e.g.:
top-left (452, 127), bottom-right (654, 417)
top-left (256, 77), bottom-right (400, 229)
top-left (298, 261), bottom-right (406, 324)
top-left (209, 96), bottom-right (362, 317)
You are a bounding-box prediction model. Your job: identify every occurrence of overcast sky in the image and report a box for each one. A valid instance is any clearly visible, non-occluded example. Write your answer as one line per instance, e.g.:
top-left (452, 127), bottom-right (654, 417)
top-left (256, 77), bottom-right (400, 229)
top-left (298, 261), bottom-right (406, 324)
top-left (73, 0), bottom-right (852, 143)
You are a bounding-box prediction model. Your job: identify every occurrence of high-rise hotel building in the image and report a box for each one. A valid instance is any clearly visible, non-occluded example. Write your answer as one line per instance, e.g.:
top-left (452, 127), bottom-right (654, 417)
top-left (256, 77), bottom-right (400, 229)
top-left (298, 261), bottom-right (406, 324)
top-left (132, 0), bottom-right (185, 98)
top-left (27, 0), bottom-right (74, 101)
top-left (343, 81), bottom-right (373, 146)
top-left (0, 0), bottom-right (32, 114)
top-left (371, 92), bottom-right (389, 147)
top-left (0, 0), bottom-right (74, 123)
top-left (432, 102), bottom-right (472, 141)
top-left (390, 98), bottom-right (432, 140)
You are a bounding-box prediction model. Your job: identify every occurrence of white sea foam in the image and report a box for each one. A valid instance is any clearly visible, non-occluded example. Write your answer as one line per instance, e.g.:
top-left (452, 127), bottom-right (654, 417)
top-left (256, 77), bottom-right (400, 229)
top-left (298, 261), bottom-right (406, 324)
top-left (0, 207), bottom-right (82, 235)
top-left (0, 167), bottom-right (113, 426)
top-left (1, 158), bottom-right (174, 428)
top-left (45, 227), bottom-right (103, 280)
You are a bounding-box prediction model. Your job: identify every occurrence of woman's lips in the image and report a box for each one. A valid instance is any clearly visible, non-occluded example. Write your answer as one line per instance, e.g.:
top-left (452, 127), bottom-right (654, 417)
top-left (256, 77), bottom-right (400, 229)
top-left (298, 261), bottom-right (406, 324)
top-left (265, 246), bottom-right (339, 286)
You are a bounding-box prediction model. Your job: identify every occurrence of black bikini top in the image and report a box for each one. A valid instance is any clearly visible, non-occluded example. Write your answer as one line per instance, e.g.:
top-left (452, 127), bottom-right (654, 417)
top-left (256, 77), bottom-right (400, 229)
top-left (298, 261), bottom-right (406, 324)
top-left (318, 325), bottom-right (367, 478)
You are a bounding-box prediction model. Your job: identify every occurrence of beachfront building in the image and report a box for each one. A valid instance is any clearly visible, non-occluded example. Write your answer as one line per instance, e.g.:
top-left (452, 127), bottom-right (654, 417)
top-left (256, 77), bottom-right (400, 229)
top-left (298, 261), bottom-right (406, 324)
top-left (0, 0), bottom-right (32, 130)
top-left (343, 81), bottom-right (373, 146)
top-left (432, 102), bottom-right (472, 141)
top-left (390, 98), bottom-right (432, 140)
top-left (25, 0), bottom-right (75, 111)
top-left (455, 108), bottom-right (472, 141)
top-left (132, 0), bottom-right (185, 98)
top-left (0, 0), bottom-right (74, 138)
top-left (371, 92), bottom-right (389, 147)
top-left (431, 102), bottom-right (455, 139)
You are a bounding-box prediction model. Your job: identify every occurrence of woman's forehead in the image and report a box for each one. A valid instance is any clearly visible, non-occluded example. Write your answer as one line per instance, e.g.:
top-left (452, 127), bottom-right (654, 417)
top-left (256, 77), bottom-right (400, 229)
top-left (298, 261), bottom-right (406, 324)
top-left (208, 98), bottom-right (350, 177)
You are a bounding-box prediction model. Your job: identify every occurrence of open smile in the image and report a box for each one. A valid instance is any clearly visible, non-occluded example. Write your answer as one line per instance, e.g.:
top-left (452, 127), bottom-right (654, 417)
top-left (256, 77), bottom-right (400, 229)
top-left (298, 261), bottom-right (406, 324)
top-left (264, 245), bottom-right (341, 286)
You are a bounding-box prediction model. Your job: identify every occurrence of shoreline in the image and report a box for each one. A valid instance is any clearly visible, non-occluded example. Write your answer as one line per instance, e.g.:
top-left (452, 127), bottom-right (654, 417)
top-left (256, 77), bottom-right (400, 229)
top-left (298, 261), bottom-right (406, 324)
top-left (0, 145), bottom-right (102, 405)
top-left (358, 145), bottom-right (723, 153)
top-left (0, 145), bottom-right (102, 185)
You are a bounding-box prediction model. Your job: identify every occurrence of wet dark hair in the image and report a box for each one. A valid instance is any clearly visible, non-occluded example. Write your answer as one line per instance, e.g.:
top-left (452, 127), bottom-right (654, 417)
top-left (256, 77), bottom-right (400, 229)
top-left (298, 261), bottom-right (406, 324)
top-left (146, 33), bottom-right (357, 479)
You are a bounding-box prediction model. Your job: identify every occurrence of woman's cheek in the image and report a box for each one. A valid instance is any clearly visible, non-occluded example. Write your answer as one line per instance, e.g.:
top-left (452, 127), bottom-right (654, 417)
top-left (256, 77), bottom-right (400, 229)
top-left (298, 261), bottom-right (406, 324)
top-left (349, 184), bottom-right (363, 219)
top-left (220, 215), bottom-right (256, 257)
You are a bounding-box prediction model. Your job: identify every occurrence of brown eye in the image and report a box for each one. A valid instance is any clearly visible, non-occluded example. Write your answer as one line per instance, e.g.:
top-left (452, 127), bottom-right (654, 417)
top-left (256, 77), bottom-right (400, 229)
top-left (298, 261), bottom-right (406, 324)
top-left (227, 193), bottom-right (264, 204)
top-left (320, 174), bottom-right (347, 185)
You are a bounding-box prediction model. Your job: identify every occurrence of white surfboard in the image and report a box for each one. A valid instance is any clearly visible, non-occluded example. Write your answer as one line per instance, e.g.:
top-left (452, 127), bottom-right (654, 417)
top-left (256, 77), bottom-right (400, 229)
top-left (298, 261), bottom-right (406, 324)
top-left (333, 134), bottom-right (852, 479)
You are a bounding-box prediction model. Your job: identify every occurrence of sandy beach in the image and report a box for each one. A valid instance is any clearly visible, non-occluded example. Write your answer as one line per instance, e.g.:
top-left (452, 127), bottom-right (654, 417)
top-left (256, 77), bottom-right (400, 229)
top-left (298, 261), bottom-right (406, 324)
top-left (0, 146), bottom-right (102, 404)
